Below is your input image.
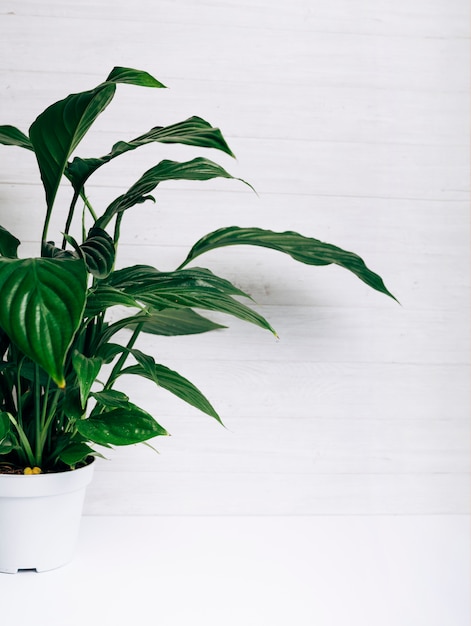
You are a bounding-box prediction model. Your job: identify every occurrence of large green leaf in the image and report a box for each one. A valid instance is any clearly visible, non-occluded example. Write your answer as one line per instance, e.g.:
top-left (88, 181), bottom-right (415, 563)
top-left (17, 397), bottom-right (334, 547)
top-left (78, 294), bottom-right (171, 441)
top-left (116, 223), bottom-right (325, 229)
top-left (0, 257), bottom-right (87, 387)
top-left (29, 82), bottom-right (117, 214)
top-left (100, 265), bottom-right (276, 335)
top-left (66, 116), bottom-right (235, 191)
top-left (106, 66), bottom-right (166, 88)
top-left (179, 226), bottom-right (397, 301)
top-left (96, 158), bottom-right (254, 229)
top-left (76, 403), bottom-right (168, 445)
top-left (0, 225), bottom-right (20, 258)
top-left (0, 125), bottom-right (33, 150)
top-left (122, 351), bottom-right (221, 422)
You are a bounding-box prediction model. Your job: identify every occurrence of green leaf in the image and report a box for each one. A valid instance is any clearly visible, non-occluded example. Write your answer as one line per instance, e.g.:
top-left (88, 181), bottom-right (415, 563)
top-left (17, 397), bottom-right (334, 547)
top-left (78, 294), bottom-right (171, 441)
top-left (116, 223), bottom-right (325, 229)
top-left (79, 227), bottom-right (115, 279)
top-left (72, 351), bottom-right (103, 408)
top-left (29, 82), bottom-right (117, 214)
top-left (0, 411), bottom-right (11, 441)
top-left (58, 442), bottom-right (95, 466)
top-left (99, 265), bottom-right (276, 335)
top-left (85, 285), bottom-right (145, 317)
top-left (180, 226), bottom-right (397, 301)
top-left (0, 257), bottom-right (87, 387)
top-left (106, 66), bottom-right (166, 88)
top-left (129, 308), bottom-right (226, 336)
top-left (0, 225), bottom-right (20, 258)
top-left (96, 157), bottom-right (254, 229)
top-left (67, 116), bottom-right (234, 191)
top-left (91, 389), bottom-right (130, 409)
top-left (123, 355), bottom-right (222, 423)
top-left (76, 403), bottom-right (168, 446)
top-left (0, 125), bottom-right (33, 150)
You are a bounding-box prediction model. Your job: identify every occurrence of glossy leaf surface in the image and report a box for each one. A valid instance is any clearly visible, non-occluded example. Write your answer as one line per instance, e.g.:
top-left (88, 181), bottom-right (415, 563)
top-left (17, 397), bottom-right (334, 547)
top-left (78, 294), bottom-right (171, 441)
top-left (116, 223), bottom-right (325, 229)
top-left (96, 158), bottom-right (253, 228)
top-left (0, 226), bottom-right (20, 258)
top-left (106, 66), bottom-right (166, 88)
top-left (29, 83), bottom-right (116, 213)
top-left (180, 226), bottom-right (397, 301)
top-left (0, 258), bottom-right (87, 386)
top-left (0, 125), bottom-right (33, 150)
top-left (76, 403), bottom-right (168, 445)
top-left (100, 265), bottom-right (276, 334)
top-left (67, 116), bottom-right (234, 191)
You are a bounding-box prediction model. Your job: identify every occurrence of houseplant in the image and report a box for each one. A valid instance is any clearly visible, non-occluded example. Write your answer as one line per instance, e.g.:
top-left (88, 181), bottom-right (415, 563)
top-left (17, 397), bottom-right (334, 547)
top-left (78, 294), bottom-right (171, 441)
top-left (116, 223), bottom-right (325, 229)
top-left (0, 66), bottom-right (396, 571)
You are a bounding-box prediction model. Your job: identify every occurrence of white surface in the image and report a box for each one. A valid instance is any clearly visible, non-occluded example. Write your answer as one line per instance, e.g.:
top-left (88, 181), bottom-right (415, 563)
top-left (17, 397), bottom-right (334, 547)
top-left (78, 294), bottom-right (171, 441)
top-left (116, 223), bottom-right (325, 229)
top-left (1, 515), bottom-right (469, 626)
top-left (0, 0), bottom-right (469, 516)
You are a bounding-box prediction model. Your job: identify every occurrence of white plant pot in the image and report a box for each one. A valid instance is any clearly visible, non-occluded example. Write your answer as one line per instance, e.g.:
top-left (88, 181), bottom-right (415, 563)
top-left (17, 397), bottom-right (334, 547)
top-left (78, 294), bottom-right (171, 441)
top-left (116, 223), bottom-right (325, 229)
top-left (0, 459), bottom-right (94, 573)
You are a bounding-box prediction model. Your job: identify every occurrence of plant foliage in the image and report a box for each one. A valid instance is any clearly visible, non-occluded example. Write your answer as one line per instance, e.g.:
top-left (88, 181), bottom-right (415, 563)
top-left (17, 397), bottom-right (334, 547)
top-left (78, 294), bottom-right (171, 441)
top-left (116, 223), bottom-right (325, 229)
top-left (0, 67), bottom-right (396, 471)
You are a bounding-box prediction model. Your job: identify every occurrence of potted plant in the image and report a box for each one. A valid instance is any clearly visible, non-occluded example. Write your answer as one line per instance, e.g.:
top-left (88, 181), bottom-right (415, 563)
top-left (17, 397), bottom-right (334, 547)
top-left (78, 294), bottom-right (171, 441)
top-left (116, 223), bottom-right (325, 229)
top-left (0, 66), bottom-right (396, 572)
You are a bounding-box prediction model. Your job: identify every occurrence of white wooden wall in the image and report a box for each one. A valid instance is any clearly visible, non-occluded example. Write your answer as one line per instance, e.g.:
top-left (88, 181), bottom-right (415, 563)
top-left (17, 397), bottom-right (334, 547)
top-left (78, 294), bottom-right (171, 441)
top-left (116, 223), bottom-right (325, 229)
top-left (0, 0), bottom-right (469, 516)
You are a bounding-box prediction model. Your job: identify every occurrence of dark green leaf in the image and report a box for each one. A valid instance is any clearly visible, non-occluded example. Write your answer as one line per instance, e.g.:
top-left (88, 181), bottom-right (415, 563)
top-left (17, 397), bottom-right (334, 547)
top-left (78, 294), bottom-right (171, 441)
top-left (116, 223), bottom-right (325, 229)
top-left (0, 411), bottom-right (11, 441)
top-left (79, 227), bottom-right (115, 279)
top-left (96, 158), bottom-right (254, 229)
top-left (0, 125), bottom-right (33, 150)
top-left (0, 225), bottom-right (20, 258)
top-left (72, 351), bottom-right (103, 408)
top-left (91, 389), bottom-right (130, 409)
top-left (67, 116), bottom-right (234, 191)
top-left (85, 285), bottom-right (144, 317)
top-left (122, 357), bottom-right (221, 423)
top-left (76, 403), bottom-right (168, 445)
top-left (99, 265), bottom-right (276, 335)
top-left (180, 226), bottom-right (397, 301)
top-left (106, 66), bottom-right (166, 88)
top-left (58, 442), bottom-right (95, 466)
top-left (0, 257), bottom-right (87, 387)
top-left (29, 82), bottom-right (116, 213)
top-left (129, 308), bottom-right (226, 336)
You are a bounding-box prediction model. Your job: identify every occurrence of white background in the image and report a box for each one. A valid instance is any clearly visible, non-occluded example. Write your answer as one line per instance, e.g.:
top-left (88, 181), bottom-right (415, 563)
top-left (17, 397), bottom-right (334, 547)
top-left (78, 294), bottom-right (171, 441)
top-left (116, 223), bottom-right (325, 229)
top-left (0, 0), bottom-right (469, 623)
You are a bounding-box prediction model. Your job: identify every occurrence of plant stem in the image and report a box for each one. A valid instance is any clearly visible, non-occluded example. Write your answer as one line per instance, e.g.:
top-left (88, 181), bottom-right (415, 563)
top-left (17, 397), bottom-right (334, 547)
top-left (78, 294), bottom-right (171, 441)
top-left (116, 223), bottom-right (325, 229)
top-left (103, 323), bottom-right (143, 391)
top-left (61, 188), bottom-right (81, 249)
top-left (34, 363), bottom-right (42, 464)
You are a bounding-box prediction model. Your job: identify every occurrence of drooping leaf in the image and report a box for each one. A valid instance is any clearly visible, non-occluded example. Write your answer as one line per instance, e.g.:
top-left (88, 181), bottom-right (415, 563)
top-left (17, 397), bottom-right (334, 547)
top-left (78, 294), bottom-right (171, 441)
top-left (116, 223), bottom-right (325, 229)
top-left (128, 308), bottom-right (226, 336)
top-left (66, 116), bottom-right (235, 191)
top-left (76, 403), bottom-right (168, 445)
top-left (0, 257), bottom-right (87, 387)
top-left (180, 226), bottom-right (397, 301)
top-left (29, 82), bottom-right (117, 214)
top-left (98, 265), bottom-right (276, 335)
top-left (0, 125), bottom-right (33, 150)
top-left (122, 353), bottom-right (222, 422)
top-left (72, 351), bottom-right (103, 408)
top-left (96, 158), bottom-right (254, 229)
top-left (106, 66), bottom-right (166, 88)
top-left (0, 225), bottom-right (20, 258)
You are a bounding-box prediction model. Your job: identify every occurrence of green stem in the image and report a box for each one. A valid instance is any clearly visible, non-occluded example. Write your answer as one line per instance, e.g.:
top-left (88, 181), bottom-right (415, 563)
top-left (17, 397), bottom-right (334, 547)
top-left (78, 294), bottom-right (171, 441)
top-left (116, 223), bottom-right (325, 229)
top-left (39, 388), bottom-right (61, 453)
top-left (7, 414), bottom-right (35, 467)
top-left (61, 188), bottom-right (81, 249)
top-left (103, 323), bottom-right (143, 391)
top-left (34, 364), bottom-right (42, 464)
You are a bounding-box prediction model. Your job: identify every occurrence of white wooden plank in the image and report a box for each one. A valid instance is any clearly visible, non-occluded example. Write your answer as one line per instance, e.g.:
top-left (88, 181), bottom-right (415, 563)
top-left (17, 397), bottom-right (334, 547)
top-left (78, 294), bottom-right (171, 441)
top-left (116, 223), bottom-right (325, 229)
top-left (1, 70), bottom-right (467, 147)
top-left (1, 14), bottom-right (467, 93)
top-left (88, 415), bottom-right (470, 474)
top-left (84, 469), bottom-right (470, 515)
top-left (110, 362), bottom-right (471, 421)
